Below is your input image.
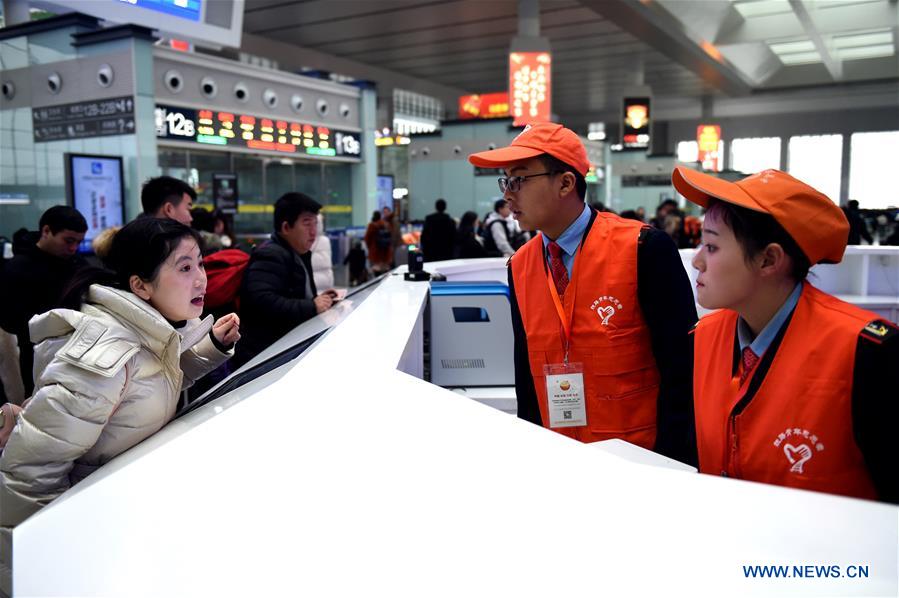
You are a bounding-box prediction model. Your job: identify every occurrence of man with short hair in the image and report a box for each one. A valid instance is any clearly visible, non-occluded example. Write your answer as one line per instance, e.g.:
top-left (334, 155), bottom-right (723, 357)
top-left (483, 198), bottom-right (516, 258)
top-left (468, 123), bottom-right (698, 463)
top-left (0, 206), bottom-right (88, 396)
top-left (233, 192), bottom-right (336, 368)
top-left (141, 176), bottom-right (195, 226)
top-left (420, 198), bottom-right (457, 262)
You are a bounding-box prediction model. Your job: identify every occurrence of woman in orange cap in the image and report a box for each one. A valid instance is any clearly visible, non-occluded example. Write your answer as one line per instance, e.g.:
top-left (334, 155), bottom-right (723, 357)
top-left (673, 167), bottom-right (897, 503)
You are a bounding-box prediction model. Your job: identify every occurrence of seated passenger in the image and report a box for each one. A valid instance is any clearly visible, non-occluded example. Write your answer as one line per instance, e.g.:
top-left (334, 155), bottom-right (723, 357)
top-left (675, 167), bottom-right (897, 503)
top-left (233, 193), bottom-right (336, 369)
top-left (0, 218), bottom-right (240, 529)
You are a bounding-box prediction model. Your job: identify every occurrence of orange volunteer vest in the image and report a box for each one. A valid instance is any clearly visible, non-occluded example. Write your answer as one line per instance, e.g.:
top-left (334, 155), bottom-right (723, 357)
top-left (511, 211), bottom-right (660, 446)
top-left (693, 284), bottom-right (879, 500)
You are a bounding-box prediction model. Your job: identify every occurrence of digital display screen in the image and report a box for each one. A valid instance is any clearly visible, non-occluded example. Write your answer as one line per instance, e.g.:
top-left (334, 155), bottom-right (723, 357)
top-left (622, 97), bottom-right (651, 150)
top-left (459, 92), bottom-right (510, 120)
top-left (509, 52), bottom-right (551, 127)
top-left (118, 0), bottom-right (201, 22)
top-left (155, 104), bottom-right (363, 159)
top-left (65, 154), bottom-right (126, 252)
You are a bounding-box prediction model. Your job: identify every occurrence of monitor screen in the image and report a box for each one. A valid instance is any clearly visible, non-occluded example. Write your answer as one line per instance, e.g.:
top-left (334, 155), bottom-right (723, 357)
top-left (37, 0), bottom-right (244, 48)
top-left (65, 154), bottom-right (126, 253)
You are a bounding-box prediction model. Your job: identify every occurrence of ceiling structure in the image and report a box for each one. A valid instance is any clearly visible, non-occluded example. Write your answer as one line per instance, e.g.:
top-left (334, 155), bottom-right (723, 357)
top-left (240, 0), bottom-right (898, 128)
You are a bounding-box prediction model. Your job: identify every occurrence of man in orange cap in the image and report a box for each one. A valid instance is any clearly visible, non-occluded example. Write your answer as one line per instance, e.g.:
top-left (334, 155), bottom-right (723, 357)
top-left (675, 167), bottom-right (897, 503)
top-left (469, 123), bottom-right (698, 462)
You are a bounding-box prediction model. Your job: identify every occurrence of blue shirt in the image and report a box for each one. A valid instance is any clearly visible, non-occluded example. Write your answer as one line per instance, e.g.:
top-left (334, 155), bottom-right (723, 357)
top-left (737, 282), bottom-right (803, 357)
top-left (541, 203), bottom-right (591, 279)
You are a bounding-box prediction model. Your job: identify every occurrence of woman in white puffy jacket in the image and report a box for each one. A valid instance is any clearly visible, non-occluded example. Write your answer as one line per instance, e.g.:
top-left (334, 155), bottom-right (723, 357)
top-left (311, 213), bottom-right (334, 290)
top-left (0, 218), bottom-right (240, 531)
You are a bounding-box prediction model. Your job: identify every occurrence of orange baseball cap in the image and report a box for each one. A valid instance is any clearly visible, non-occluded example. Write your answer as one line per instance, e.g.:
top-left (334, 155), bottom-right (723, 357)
top-left (468, 122), bottom-right (590, 176)
top-left (672, 167), bottom-right (850, 265)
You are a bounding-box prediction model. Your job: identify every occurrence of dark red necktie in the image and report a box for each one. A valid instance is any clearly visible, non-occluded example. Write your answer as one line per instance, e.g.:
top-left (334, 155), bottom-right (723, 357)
top-left (740, 346), bottom-right (759, 386)
top-left (548, 241), bottom-right (569, 296)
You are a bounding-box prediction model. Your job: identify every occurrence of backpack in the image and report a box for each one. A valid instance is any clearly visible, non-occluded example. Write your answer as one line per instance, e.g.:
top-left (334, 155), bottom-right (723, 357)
top-left (482, 218), bottom-right (508, 257)
top-left (203, 249), bottom-right (250, 312)
top-left (376, 225), bottom-right (392, 250)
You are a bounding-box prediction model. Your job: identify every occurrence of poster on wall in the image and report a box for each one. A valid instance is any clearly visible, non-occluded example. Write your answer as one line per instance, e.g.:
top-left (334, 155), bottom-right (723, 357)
top-left (376, 175), bottom-right (394, 213)
top-left (212, 173), bottom-right (239, 214)
top-left (64, 153), bottom-right (125, 250)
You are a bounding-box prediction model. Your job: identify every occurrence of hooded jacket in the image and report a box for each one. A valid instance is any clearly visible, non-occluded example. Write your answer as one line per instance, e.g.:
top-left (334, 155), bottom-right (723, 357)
top-left (0, 284), bottom-right (232, 527)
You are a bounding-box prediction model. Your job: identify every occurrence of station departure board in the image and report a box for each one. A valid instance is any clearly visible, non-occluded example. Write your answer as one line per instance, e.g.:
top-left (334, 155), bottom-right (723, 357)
top-left (154, 104), bottom-right (363, 160)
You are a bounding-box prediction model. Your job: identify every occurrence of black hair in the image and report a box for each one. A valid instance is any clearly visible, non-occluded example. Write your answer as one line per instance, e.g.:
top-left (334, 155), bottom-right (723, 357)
top-left (706, 199), bottom-right (811, 282)
top-left (39, 205), bottom-right (87, 234)
top-left (273, 192), bottom-right (321, 231)
top-left (620, 210), bottom-right (641, 221)
top-left (435, 199), bottom-right (447, 212)
top-left (190, 207), bottom-right (215, 233)
top-left (141, 176), bottom-right (196, 216)
top-left (459, 210), bottom-right (478, 233)
top-left (848, 199), bottom-right (860, 210)
top-left (494, 198), bottom-right (507, 212)
top-left (60, 218), bottom-right (202, 309)
top-left (371, 210), bottom-right (382, 223)
top-left (538, 154), bottom-right (587, 201)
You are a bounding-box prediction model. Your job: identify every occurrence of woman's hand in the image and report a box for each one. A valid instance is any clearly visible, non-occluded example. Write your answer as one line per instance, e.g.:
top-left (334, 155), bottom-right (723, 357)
top-left (212, 313), bottom-right (241, 347)
top-left (0, 403), bottom-right (24, 448)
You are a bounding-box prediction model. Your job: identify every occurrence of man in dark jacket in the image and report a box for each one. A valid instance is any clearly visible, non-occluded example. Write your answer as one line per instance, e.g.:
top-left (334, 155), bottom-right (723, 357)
top-left (233, 193), bottom-right (336, 368)
top-left (420, 198), bottom-right (456, 262)
top-left (0, 206), bottom-right (87, 396)
top-left (843, 200), bottom-right (872, 245)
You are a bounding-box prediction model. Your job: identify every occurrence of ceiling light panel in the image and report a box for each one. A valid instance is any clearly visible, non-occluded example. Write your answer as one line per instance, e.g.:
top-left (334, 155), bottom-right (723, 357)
top-left (836, 44), bottom-right (895, 60)
top-left (778, 51), bottom-right (823, 65)
top-left (732, 0), bottom-right (793, 18)
top-left (768, 40), bottom-right (816, 54)
top-left (832, 30), bottom-right (893, 49)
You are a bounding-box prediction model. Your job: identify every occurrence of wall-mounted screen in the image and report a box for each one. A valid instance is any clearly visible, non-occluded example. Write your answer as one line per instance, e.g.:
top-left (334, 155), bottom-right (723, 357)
top-left (64, 154), bottom-right (126, 253)
top-left (622, 97), bottom-right (651, 150)
top-left (37, 0), bottom-right (244, 48)
top-left (155, 104), bottom-right (363, 160)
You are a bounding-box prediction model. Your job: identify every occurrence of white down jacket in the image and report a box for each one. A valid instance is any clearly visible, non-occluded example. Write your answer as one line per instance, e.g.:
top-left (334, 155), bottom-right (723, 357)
top-left (0, 284), bottom-right (232, 527)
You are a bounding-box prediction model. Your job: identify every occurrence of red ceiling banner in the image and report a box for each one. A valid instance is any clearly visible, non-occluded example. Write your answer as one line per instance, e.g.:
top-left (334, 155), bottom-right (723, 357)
top-left (458, 92), bottom-right (511, 120)
top-left (509, 52), bottom-right (551, 126)
top-left (697, 124), bottom-right (722, 171)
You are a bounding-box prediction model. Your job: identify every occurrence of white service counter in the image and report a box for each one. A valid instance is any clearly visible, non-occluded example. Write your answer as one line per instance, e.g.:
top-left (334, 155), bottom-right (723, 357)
top-left (12, 259), bottom-right (898, 597)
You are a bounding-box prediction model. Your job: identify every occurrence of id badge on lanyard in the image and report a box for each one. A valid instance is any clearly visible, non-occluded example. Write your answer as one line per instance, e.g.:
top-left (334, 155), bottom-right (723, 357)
top-left (543, 259), bottom-right (587, 428)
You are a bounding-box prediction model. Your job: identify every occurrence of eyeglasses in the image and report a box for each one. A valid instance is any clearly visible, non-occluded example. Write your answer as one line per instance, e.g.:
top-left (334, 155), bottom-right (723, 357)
top-left (497, 171), bottom-right (557, 194)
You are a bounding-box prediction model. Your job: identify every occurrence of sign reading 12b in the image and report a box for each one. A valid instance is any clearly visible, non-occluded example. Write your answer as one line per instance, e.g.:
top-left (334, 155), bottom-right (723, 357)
top-left (156, 105), bottom-right (196, 139)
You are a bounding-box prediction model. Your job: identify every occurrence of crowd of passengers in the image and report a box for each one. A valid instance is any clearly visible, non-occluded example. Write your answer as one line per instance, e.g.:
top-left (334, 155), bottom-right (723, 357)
top-left (0, 125), bottom-right (896, 592)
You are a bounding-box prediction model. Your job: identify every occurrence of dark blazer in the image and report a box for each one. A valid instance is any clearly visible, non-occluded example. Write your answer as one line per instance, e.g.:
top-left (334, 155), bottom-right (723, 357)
top-left (0, 236), bottom-right (86, 396)
top-left (421, 211), bottom-right (457, 262)
top-left (234, 233), bottom-right (317, 368)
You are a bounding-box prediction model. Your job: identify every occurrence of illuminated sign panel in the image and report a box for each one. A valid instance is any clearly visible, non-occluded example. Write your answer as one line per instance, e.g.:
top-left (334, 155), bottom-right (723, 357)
top-left (509, 52), bottom-right (551, 126)
top-left (697, 124), bottom-right (722, 171)
top-left (622, 97), bottom-right (651, 150)
top-left (154, 104), bottom-right (362, 159)
top-left (458, 92), bottom-right (511, 120)
top-left (120, 0), bottom-right (201, 22)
